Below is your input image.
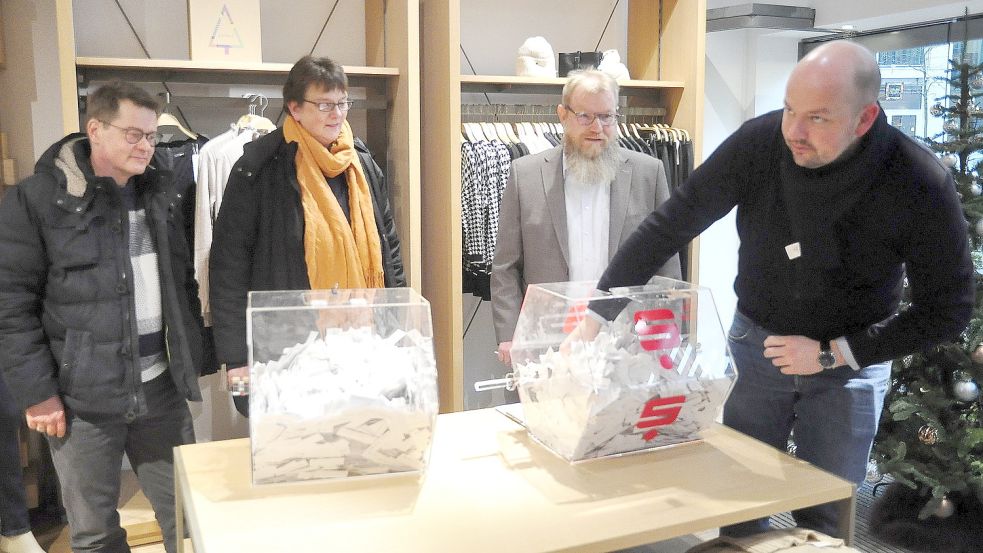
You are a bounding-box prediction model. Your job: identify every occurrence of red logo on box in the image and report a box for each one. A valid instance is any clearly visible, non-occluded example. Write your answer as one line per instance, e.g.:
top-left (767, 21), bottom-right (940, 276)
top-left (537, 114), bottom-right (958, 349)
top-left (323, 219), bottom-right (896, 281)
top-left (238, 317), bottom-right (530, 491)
top-left (634, 309), bottom-right (681, 369)
top-left (635, 395), bottom-right (686, 441)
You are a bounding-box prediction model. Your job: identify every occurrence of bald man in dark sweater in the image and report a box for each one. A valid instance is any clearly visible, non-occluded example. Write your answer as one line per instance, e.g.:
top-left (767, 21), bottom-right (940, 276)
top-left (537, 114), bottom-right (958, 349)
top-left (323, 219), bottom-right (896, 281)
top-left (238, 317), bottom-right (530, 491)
top-left (596, 41), bottom-right (973, 537)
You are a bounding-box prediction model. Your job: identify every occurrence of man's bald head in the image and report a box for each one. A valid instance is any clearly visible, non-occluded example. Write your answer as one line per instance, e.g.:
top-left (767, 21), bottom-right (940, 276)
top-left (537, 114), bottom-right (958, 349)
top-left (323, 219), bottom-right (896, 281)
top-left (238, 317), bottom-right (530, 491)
top-left (782, 41), bottom-right (882, 168)
top-left (794, 41), bottom-right (881, 110)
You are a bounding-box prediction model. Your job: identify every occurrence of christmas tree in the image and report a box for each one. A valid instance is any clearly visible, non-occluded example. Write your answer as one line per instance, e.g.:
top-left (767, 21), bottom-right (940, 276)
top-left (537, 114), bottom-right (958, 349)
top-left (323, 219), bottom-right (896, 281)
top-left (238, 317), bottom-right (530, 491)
top-left (870, 39), bottom-right (983, 550)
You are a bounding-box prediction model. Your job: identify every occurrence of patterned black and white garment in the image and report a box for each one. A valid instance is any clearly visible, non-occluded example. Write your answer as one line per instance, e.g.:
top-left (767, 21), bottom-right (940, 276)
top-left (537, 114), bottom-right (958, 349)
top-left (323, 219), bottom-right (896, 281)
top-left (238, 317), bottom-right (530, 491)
top-left (461, 139), bottom-right (511, 300)
top-left (118, 181), bottom-right (168, 383)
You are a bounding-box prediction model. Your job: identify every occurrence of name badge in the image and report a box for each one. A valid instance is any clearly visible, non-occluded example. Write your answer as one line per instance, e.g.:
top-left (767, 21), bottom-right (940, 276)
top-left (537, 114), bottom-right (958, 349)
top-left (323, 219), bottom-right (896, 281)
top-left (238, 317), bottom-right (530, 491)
top-left (785, 242), bottom-right (802, 260)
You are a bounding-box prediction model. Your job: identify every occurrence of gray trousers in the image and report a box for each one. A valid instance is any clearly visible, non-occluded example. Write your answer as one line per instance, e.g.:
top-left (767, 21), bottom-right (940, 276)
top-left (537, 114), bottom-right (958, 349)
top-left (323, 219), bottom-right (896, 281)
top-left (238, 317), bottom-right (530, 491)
top-left (47, 373), bottom-right (195, 553)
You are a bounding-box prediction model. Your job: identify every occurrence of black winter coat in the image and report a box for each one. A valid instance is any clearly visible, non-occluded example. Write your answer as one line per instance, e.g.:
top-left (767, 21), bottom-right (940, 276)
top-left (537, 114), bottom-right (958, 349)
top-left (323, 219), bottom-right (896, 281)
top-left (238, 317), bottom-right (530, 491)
top-left (0, 135), bottom-right (208, 416)
top-left (209, 129), bottom-right (406, 368)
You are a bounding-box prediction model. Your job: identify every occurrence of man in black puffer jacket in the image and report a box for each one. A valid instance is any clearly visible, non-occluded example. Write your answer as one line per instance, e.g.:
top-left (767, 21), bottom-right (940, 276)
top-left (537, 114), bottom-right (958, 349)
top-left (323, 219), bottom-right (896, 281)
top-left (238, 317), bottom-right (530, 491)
top-left (0, 82), bottom-right (209, 553)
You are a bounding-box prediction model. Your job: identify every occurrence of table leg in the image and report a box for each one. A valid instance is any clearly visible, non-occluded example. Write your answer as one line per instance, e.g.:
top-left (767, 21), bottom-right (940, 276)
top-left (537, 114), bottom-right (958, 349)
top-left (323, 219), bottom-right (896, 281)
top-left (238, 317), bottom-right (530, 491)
top-left (834, 486), bottom-right (857, 546)
top-left (175, 451), bottom-right (185, 553)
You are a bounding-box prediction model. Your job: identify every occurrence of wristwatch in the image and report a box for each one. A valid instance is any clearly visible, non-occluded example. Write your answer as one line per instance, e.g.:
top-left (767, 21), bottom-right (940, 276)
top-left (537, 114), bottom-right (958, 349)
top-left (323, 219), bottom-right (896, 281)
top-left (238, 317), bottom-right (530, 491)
top-left (818, 339), bottom-right (836, 369)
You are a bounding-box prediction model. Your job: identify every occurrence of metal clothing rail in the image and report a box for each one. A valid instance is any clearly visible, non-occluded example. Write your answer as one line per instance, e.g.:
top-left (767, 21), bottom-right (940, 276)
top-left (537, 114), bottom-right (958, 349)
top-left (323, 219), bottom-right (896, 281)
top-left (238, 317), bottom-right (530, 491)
top-left (460, 103), bottom-right (666, 124)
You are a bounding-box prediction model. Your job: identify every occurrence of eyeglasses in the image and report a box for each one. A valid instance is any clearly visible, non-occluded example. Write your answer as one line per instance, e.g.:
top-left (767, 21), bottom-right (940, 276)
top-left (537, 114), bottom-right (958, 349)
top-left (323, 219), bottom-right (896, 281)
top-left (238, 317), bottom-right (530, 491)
top-left (563, 105), bottom-right (621, 127)
top-left (302, 99), bottom-right (355, 113)
top-left (101, 121), bottom-right (161, 146)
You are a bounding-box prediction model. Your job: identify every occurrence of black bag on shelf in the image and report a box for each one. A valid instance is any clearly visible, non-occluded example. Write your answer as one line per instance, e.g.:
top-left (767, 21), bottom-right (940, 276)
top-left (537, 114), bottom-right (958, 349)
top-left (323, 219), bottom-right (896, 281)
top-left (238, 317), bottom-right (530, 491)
top-left (557, 51), bottom-right (602, 76)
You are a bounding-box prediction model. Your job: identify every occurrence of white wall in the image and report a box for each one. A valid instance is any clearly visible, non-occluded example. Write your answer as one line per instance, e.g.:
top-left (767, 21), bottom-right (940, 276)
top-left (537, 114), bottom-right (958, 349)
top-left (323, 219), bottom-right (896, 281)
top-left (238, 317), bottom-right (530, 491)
top-left (73, 0), bottom-right (366, 63)
top-left (700, 28), bottom-right (802, 326)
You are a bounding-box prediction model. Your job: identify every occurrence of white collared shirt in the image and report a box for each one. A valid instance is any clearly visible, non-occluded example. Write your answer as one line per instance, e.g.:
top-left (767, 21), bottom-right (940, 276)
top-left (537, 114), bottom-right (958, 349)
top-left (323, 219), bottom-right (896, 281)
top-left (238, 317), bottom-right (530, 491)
top-left (563, 158), bottom-right (610, 282)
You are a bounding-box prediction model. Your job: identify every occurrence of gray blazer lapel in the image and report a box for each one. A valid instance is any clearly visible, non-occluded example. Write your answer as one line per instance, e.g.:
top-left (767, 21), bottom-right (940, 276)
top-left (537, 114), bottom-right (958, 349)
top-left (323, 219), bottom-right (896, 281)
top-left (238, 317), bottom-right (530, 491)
top-left (609, 151), bottom-right (632, 260)
top-left (543, 148), bottom-right (570, 269)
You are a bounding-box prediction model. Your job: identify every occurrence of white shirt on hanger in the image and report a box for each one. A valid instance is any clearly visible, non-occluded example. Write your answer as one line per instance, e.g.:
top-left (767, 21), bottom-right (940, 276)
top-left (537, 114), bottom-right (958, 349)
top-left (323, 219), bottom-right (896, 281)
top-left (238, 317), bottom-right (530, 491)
top-left (194, 128), bottom-right (256, 324)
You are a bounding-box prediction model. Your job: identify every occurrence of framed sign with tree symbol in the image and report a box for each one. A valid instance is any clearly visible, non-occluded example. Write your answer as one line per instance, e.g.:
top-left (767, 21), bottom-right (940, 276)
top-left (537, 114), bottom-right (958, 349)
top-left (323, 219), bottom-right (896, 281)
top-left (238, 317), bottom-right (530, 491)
top-left (188, 0), bottom-right (262, 63)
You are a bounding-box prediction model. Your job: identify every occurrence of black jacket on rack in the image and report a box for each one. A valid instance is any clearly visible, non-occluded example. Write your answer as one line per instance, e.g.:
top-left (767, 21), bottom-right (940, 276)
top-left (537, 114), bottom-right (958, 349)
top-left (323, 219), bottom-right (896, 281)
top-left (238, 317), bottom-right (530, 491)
top-left (209, 128), bottom-right (406, 369)
top-left (154, 136), bottom-right (209, 252)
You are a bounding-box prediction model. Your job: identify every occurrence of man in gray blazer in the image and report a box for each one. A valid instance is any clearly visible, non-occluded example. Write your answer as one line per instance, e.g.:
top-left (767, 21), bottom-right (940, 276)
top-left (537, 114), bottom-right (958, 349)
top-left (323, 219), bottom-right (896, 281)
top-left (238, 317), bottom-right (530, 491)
top-left (491, 69), bottom-right (681, 365)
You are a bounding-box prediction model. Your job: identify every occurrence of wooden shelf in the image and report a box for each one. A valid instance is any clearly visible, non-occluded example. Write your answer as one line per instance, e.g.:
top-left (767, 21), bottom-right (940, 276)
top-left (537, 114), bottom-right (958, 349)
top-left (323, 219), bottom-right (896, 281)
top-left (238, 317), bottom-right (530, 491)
top-left (76, 57), bottom-right (399, 88)
top-left (460, 74), bottom-right (685, 95)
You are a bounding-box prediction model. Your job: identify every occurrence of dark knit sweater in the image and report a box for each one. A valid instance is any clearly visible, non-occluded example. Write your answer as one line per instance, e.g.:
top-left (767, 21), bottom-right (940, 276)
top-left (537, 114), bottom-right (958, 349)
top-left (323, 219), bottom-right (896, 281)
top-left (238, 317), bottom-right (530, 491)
top-left (596, 108), bottom-right (974, 368)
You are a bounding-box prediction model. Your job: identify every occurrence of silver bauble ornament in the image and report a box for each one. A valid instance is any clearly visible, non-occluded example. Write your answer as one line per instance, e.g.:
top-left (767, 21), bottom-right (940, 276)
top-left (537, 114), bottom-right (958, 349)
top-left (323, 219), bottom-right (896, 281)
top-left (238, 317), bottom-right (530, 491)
top-left (942, 154), bottom-right (959, 168)
top-left (972, 345), bottom-right (983, 365)
top-left (933, 496), bottom-right (956, 518)
top-left (945, 120), bottom-right (960, 133)
top-left (864, 459), bottom-right (883, 484)
top-left (954, 380), bottom-right (980, 402)
top-left (973, 183), bottom-right (983, 197)
top-left (931, 103), bottom-right (946, 117)
top-left (919, 424), bottom-right (939, 445)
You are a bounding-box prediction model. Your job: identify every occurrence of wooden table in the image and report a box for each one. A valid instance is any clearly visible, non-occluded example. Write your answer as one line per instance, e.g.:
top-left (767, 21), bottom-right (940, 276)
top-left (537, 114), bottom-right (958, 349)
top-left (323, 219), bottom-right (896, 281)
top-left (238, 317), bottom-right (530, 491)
top-left (175, 408), bottom-right (855, 552)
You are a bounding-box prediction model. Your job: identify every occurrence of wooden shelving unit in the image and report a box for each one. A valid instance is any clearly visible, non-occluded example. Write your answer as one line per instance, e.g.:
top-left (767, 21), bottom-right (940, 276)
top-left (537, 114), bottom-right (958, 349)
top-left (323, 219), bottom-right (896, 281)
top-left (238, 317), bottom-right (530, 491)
top-left (421, 0), bottom-right (706, 412)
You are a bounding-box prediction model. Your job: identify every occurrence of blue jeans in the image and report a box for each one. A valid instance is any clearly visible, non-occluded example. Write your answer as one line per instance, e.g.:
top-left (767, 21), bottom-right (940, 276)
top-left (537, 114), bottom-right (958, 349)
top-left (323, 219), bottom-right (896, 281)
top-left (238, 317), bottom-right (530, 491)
top-left (721, 310), bottom-right (890, 537)
top-left (47, 373), bottom-right (195, 553)
top-left (0, 373), bottom-right (32, 538)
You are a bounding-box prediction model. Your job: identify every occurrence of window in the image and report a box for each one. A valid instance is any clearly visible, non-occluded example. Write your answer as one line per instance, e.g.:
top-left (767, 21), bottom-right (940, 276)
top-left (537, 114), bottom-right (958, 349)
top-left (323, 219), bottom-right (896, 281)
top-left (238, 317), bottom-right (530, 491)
top-left (891, 114), bottom-right (918, 136)
top-left (885, 82), bottom-right (904, 100)
top-left (878, 48), bottom-right (926, 66)
top-left (802, 12), bottom-right (983, 147)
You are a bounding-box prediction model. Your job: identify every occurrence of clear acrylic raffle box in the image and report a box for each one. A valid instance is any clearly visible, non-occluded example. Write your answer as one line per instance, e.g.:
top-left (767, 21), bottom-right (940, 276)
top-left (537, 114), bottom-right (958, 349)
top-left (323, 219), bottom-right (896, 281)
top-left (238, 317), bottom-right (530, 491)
top-left (508, 278), bottom-right (737, 462)
top-left (246, 288), bottom-right (439, 485)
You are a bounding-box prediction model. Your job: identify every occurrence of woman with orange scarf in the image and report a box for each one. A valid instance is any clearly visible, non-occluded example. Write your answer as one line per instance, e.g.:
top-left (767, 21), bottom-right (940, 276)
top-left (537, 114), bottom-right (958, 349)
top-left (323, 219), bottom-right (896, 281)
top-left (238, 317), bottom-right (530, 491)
top-left (209, 56), bottom-right (405, 415)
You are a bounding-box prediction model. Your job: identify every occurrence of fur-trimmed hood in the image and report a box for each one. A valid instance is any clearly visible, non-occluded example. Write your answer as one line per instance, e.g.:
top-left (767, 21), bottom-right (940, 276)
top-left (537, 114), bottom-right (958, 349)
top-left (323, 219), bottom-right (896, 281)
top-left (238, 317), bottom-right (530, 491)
top-left (33, 132), bottom-right (94, 197)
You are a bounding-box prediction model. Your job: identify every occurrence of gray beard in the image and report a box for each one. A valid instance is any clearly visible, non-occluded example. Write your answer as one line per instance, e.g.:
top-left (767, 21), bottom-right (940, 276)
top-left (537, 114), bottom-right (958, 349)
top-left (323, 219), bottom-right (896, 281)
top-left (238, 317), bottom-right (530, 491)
top-left (563, 136), bottom-right (619, 184)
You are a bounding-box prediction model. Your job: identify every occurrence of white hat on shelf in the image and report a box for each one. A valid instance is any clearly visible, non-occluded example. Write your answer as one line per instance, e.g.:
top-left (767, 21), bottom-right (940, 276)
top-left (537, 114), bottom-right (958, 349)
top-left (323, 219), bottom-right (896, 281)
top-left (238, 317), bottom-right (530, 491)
top-left (516, 36), bottom-right (557, 78)
top-left (598, 49), bottom-right (631, 81)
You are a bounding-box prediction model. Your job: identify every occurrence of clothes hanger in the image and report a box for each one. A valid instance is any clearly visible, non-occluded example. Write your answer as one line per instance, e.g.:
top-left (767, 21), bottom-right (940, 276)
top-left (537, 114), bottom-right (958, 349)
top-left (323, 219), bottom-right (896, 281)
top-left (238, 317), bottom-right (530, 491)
top-left (157, 92), bottom-right (197, 140)
top-left (462, 122), bottom-right (479, 143)
top-left (505, 122), bottom-right (521, 143)
top-left (494, 122), bottom-right (515, 144)
top-left (466, 122), bottom-right (488, 142)
top-left (236, 94), bottom-right (276, 135)
top-left (483, 122), bottom-right (505, 142)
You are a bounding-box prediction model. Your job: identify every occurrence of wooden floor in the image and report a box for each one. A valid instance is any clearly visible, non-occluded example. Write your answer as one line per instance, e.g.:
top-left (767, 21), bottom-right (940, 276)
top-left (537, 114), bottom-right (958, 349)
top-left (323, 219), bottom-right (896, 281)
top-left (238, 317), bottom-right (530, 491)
top-left (36, 470), bottom-right (191, 553)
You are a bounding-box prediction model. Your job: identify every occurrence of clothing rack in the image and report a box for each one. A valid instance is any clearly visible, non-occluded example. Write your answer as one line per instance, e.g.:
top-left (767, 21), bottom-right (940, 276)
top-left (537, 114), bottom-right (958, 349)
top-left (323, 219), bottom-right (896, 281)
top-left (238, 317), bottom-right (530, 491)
top-left (461, 103), bottom-right (667, 124)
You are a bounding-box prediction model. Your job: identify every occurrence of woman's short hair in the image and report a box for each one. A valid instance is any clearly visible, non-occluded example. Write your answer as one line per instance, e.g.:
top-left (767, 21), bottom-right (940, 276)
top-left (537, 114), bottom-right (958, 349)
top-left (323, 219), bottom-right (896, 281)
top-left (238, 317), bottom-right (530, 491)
top-left (283, 56), bottom-right (349, 108)
top-left (86, 81), bottom-right (160, 124)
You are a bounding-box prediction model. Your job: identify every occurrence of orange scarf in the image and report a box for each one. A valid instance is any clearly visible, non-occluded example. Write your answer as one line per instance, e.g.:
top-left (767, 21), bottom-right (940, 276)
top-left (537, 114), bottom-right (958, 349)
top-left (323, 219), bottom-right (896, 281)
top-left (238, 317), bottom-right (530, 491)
top-left (283, 117), bottom-right (384, 289)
